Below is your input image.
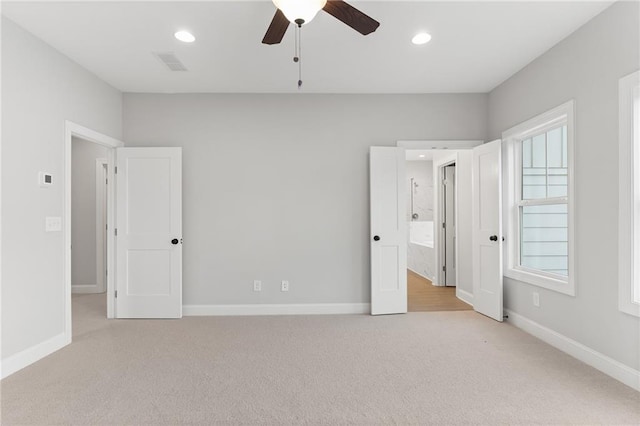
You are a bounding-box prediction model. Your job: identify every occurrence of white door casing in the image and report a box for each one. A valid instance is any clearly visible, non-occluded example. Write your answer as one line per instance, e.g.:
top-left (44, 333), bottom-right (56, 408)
top-left (472, 140), bottom-right (503, 321)
top-left (96, 159), bottom-right (108, 293)
top-left (370, 147), bottom-right (407, 315)
top-left (116, 147), bottom-right (182, 318)
top-left (444, 165), bottom-right (456, 286)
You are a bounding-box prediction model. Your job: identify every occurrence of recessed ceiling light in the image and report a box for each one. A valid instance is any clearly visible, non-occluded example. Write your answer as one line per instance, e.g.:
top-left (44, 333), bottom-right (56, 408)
top-left (412, 32), bottom-right (432, 45)
top-left (174, 31), bottom-right (195, 43)
top-left (419, 154), bottom-right (426, 158)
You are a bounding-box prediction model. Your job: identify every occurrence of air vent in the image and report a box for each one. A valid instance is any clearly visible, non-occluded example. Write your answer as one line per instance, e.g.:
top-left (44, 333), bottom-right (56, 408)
top-left (153, 51), bottom-right (188, 71)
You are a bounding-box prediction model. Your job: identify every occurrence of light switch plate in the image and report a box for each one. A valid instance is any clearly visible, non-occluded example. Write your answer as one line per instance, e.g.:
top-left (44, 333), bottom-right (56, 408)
top-left (46, 216), bottom-right (62, 232)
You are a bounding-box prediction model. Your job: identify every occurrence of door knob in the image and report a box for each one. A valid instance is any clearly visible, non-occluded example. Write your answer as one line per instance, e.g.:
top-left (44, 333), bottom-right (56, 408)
top-left (489, 235), bottom-right (498, 241)
top-left (171, 238), bottom-right (179, 245)
top-left (373, 235), bottom-right (380, 241)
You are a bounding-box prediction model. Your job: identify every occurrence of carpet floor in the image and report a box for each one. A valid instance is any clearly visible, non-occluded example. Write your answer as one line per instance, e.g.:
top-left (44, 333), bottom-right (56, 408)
top-left (1, 294), bottom-right (639, 425)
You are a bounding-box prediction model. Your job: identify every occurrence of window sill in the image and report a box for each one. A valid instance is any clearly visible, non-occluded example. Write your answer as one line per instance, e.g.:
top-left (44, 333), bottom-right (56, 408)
top-left (505, 267), bottom-right (575, 296)
top-left (619, 300), bottom-right (640, 318)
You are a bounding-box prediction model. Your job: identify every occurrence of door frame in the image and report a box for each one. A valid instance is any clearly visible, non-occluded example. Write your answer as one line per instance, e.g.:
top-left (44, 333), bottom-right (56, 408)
top-left (95, 158), bottom-right (108, 293)
top-left (433, 155), bottom-right (458, 287)
top-left (65, 121), bottom-right (124, 338)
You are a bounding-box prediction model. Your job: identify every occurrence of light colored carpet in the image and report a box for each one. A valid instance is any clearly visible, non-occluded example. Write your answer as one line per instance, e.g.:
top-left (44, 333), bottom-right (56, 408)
top-left (1, 294), bottom-right (638, 425)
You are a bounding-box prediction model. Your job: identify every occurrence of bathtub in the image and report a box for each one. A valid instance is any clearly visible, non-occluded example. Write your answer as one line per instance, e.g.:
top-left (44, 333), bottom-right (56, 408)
top-left (409, 221), bottom-right (434, 248)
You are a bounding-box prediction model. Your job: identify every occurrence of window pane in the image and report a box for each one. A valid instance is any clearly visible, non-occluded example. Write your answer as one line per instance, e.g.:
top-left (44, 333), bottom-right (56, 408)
top-left (522, 138), bottom-right (532, 168)
top-left (520, 204), bottom-right (568, 277)
top-left (532, 134), bottom-right (546, 168)
top-left (562, 126), bottom-right (568, 168)
top-left (547, 127), bottom-right (563, 168)
top-left (521, 125), bottom-right (568, 200)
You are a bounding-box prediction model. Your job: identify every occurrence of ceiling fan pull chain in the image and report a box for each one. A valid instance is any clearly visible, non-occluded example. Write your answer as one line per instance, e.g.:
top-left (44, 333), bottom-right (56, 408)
top-left (298, 26), bottom-right (303, 89)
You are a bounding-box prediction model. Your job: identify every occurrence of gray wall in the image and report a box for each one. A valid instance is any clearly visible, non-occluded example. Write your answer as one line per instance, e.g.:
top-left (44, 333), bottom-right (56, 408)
top-left (123, 93), bottom-right (488, 306)
top-left (1, 17), bottom-right (122, 360)
top-left (71, 137), bottom-right (109, 288)
top-left (488, 1), bottom-right (640, 370)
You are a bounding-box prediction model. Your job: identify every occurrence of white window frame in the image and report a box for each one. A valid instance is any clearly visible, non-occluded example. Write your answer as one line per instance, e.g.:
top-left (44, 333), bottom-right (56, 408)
top-left (502, 100), bottom-right (576, 296)
top-left (619, 70), bottom-right (640, 317)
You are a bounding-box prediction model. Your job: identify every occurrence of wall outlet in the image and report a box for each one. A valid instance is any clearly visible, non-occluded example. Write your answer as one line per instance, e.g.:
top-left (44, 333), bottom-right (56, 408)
top-left (281, 280), bottom-right (289, 292)
top-left (253, 280), bottom-right (262, 292)
top-left (533, 292), bottom-right (540, 307)
top-left (45, 216), bottom-right (62, 232)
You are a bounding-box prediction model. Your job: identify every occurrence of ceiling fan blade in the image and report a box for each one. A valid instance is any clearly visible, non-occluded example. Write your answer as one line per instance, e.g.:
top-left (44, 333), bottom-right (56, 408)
top-left (323, 0), bottom-right (380, 35)
top-left (262, 9), bottom-right (290, 45)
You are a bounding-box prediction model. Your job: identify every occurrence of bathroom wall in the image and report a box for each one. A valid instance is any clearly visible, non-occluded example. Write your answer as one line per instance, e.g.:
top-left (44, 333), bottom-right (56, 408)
top-left (406, 161), bottom-right (433, 222)
top-left (406, 160), bottom-right (435, 281)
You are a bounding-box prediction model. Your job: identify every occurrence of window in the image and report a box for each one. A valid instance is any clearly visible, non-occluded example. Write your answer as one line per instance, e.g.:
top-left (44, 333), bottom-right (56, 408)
top-left (619, 70), bottom-right (640, 317)
top-left (503, 101), bottom-right (575, 295)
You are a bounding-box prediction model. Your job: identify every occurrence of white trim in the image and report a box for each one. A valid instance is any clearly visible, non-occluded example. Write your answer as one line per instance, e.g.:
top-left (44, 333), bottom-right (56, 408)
top-left (1, 333), bottom-right (69, 379)
top-left (95, 158), bottom-right (108, 294)
top-left (65, 121), bottom-right (124, 333)
top-left (183, 303), bottom-right (371, 316)
top-left (502, 100), bottom-right (576, 296)
top-left (456, 288), bottom-right (474, 306)
top-left (432, 153), bottom-right (458, 286)
top-left (71, 284), bottom-right (102, 294)
top-left (408, 267), bottom-right (434, 282)
top-left (505, 309), bottom-right (640, 392)
top-left (397, 140), bottom-right (483, 150)
top-left (619, 70), bottom-right (640, 317)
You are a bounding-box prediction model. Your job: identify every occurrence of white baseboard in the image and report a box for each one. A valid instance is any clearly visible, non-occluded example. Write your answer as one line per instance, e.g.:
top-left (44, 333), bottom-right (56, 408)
top-left (183, 303), bottom-right (371, 316)
top-left (407, 267), bottom-right (435, 282)
top-left (456, 289), bottom-right (474, 306)
top-left (72, 284), bottom-right (102, 294)
top-left (505, 309), bottom-right (640, 391)
top-left (1, 332), bottom-right (70, 380)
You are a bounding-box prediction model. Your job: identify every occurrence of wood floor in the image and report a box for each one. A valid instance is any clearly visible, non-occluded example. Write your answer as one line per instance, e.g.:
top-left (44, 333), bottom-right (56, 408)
top-left (408, 270), bottom-right (473, 312)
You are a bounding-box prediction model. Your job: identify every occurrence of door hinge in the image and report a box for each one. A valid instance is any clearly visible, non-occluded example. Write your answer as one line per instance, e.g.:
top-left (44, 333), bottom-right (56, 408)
top-left (442, 222), bottom-right (446, 229)
top-left (114, 166), bottom-right (118, 174)
top-left (442, 266), bottom-right (446, 272)
top-left (115, 290), bottom-right (118, 298)
top-left (114, 228), bottom-right (118, 236)
top-left (106, 224), bottom-right (108, 230)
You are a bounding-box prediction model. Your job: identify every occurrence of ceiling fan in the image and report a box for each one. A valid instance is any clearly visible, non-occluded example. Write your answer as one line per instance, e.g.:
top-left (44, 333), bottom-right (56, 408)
top-left (262, 0), bottom-right (380, 45)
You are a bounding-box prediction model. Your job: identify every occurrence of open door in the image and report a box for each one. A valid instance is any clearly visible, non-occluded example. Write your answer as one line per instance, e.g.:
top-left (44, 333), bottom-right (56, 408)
top-left (472, 140), bottom-right (503, 321)
top-left (444, 165), bottom-right (456, 286)
top-left (116, 147), bottom-right (182, 318)
top-left (370, 147), bottom-right (407, 315)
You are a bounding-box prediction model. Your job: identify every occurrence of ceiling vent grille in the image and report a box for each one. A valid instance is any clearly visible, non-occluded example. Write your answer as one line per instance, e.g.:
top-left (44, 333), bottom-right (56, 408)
top-left (153, 52), bottom-right (188, 71)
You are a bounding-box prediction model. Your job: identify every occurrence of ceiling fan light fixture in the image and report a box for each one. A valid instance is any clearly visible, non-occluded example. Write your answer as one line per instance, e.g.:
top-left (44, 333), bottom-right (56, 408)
top-left (273, 0), bottom-right (327, 26)
top-left (412, 32), bottom-right (432, 45)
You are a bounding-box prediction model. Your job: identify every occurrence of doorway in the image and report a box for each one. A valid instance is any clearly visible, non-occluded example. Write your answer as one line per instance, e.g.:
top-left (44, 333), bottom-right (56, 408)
top-left (405, 150), bottom-right (470, 312)
top-left (64, 121), bottom-right (123, 339)
top-left (71, 137), bottom-right (108, 295)
top-left (370, 140), bottom-right (504, 320)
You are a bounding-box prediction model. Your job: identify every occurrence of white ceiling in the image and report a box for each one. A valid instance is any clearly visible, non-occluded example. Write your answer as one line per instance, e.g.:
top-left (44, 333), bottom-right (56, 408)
top-left (2, 1), bottom-right (612, 94)
top-left (406, 150), bottom-right (435, 161)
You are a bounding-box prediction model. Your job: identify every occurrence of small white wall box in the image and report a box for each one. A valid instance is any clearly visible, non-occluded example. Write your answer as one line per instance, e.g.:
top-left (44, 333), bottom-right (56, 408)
top-left (39, 172), bottom-right (53, 187)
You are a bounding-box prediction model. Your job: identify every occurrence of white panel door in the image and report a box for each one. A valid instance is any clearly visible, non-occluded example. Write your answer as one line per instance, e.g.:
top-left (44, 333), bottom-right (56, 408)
top-left (370, 147), bottom-right (407, 315)
top-left (116, 147), bottom-right (182, 318)
top-left (472, 140), bottom-right (503, 321)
